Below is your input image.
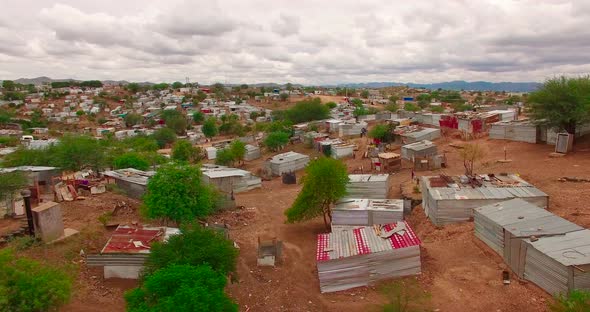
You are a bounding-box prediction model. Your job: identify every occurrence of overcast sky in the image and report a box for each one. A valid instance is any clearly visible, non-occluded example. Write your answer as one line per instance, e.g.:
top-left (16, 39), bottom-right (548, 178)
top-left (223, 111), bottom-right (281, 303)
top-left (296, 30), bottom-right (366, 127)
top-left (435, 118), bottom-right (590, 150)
top-left (1, 0), bottom-right (589, 85)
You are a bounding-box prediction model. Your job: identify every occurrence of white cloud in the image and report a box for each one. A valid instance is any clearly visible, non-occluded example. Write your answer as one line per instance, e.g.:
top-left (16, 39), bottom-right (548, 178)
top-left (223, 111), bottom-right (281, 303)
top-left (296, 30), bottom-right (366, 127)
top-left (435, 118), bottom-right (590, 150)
top-left (0, 0), bottom-right (589, 84)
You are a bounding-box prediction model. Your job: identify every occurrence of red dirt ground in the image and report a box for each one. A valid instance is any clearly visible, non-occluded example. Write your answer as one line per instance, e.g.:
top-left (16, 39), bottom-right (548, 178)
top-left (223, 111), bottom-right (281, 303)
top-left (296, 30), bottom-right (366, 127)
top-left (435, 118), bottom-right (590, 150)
top-left (3, 134), bottom-right (590, 311)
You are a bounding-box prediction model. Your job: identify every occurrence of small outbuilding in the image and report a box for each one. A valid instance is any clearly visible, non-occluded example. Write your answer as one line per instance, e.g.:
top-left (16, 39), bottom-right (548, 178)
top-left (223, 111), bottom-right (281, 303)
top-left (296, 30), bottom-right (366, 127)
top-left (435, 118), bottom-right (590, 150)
top-left (268, 151), bottom-right (310, 176)
top-left (421, 174), bottom-right (548, 226)
top-left (332, 198), bottom-right (404, 226)
top-left (244, 144), bottom-right (261, 161)
top-left (377, 153), bottom-right (402, 172)
top-left (103, 168), bottom-right (155, 199)
top-left (401, 140), bottom-right (437, 161)
top-left (345, 174), bottom-right (391, 199)
top-left (400, 127), bottom-right (440, 144)
top-left (316, 221), bottom-right (421, 293)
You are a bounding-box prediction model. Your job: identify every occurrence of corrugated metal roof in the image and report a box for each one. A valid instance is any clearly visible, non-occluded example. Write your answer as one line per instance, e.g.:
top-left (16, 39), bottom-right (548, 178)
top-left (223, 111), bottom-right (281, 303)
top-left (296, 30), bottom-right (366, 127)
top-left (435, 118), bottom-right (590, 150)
top-left (402, 140), bottom-right (436, 152)
top-left (527, 229), bottom-right (590, 266)
top-left (316, 221), bottom-right (421, 262)
top-left (475, 199), bottom-right (582, 237)
top-left (0, 166), bottom-right (58, 173)
top-left (348, 174), bottom-right (389, 183)
top-left (270, 151), bottom-right (309, 164)
top-left (334, 199), bottom-right (403, 212)
top-left (103, 168), bottom-right (156, 185)
top-left (101, 225), bottom-right (179, 254)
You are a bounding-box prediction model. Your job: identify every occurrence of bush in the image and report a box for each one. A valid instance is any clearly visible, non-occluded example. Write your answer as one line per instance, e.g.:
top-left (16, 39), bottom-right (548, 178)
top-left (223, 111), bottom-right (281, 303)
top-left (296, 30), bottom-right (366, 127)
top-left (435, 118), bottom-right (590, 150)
top-left (144, 223), bottom-right (238, 276)
top-left (151, 128), bottom-right (177, 148)
top-left (215, 148), bottom-right (235, 166)
top-left (142, 163), bottom-right (217, 223)
top-left (272, 98), bottom-right (330, 124)
top-left (550, 289), bottom-right (590, 312)
top-left (0, 136), bottom-right (18, 146)
top-left (404, 103), bottom-right (420, 112)
top-left (161, 110), bottom-right (188, 135)
top-left (113, 152), bottom-right (150, 170)
top-left (325, 101), bottom-right (337, 109)
top-left (125, 264), bottom-right (237, 312)
top-left (228, 140), bottom-right (246, 164)
top-left (172, 140), bottom-right (202, 163)
top-left (369, 124), bottom-right (391, 141)
top-left (202, 117), bottom-right (218, 138)
top-left (264, 131), bottom-right (290, 151)
top-left (192, 111), bottom-right (205, 124)
top-left (125, 113), bottom-right (143, 127)
top-left (0, 249), bottom-right (72, 312)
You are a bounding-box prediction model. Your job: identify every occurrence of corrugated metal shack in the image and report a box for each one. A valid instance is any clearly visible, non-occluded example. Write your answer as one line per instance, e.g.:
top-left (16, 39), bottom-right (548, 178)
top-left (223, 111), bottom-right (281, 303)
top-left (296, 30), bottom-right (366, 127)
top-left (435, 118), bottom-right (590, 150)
top-left (244, 144), bottom-right (261, 161)
top-left (332, 198), bottom-right (404, 226)
top-left (523, 229), bottom-right (590, 295)
top-left (316, 221), bottom-right (421, 293)
top-left (345, 174), bottom-right (390, 199)
top-left (399, 127), bottom-right (440, 144)
top-left (201, 165), bottom-right (262, 193)
top-left (421, 174), bottom-right (548, 226)
top-left (103, 168), bottom-right (155, 199)
top-left (339, 121), bottom-right (368, 138)
top-left (331, 144), bottom-right (355, 159)
top-left (489, 120), bottom-right (540, 144)
top-left (268, 151), bottom-right (310, 176)
top-left (401, 140), bottom-right (437, 160)
top-left (86, 225), bottom-right (180, 279)
top-left (376, 153), bottom-right (402, 172)
top-left (474, 199), bottom-right (582, 279)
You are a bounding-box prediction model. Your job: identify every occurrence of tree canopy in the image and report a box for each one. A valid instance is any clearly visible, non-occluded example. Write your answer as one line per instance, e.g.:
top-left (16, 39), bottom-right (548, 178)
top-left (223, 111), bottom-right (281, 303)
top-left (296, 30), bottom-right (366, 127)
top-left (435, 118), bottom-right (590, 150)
top-left (144, 223), bottom-right (238, 276)
top-left (161, 110), bottom-right (187, 135)
top-left (124, 113), bottom-right (143, 127)
top-left (113, 152), bottom-right (150, 171)
top-left (151, 128), bottom-right (177, 148)
top-left (285, 157), bottom-right (349, 229)
top-left (264, 131), bottom-right (290, 151)
top-left (192, 111), bottom-right (205, 124)
top-left (528, 76), bottom-right (590, 137)
top-left (0, 249), bottom-right (72, 312)
top-left (142, 164), bottom-right (217, 223)
top-left (272, 98), bottom-right (330, 124)
top-left (125, 264), bottom-right (237, 312)
top-left (172, 140), bottom-right (201, 163)
top-left (202, 117), bottom-right (218, 138)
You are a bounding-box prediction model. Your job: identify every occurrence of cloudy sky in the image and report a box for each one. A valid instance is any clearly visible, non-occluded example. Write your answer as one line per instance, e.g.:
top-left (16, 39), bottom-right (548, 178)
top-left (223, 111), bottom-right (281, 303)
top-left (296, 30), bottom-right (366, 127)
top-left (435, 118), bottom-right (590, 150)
top-left (1, 0), bottom-right (589, 84)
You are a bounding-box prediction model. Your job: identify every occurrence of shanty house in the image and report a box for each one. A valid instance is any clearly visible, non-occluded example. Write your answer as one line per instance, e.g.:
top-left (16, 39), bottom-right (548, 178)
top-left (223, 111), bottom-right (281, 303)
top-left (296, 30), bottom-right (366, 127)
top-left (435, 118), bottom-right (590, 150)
top-left (268, 151), bottom-right (310, 176)
top-left (401, 140), bottom-right (437, 161)
top-left (376, 153), bottom-right (402, 172)
top-left (201, 165), bottom-right (262, 194)
top-left (244, 144), bottom-right (261, 161)
top-left (87, 225), bottom-right (180, 279)
top-left (489, 120), bottom-right (541, 144)
top-left (316, 221), bottom-right (421, 293)
top-left (474, 199), bottom-right (582, 279)
top-left (332, 198), bottom-right (404, 226)
top-left (400, 128), bottom-right (440, 144)
top-left (421, 174), bottom-right (548, 226)
top-left (345, 174), bottom-right (390, 199)
top-left (103, 168), bottom-right (155, 199)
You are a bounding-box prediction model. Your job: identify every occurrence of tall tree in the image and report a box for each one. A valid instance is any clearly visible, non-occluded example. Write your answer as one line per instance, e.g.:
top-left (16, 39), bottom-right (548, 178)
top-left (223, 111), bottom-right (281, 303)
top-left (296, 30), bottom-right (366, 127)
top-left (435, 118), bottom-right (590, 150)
top-left (528, 76), bottom-right (590, 140)
top-left (228, 140), bottom-right (246, 165)
top-left (2, 80), bottom-right (15, 91)
top-left (285, 157), bottom-right (349, 229)
top-left (172, 140), bottom-right (202, 163)
top-left (202, 117), bottom-right (218, 138)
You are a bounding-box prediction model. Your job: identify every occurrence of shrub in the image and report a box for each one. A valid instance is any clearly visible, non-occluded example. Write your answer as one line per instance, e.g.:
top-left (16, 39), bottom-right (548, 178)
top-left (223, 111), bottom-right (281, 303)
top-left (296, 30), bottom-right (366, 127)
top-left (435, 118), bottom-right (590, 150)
top-left (202, 117), bottom-right (218, 138)
top-left (151, 128), bottom-right (177, 148)
top-left (125, 264), bottom-right (237, 312)
top-left (144, 223), bottom-right (238, 276)
top-left (228, 140), bottom-right (246, 164)
top-left (264, 131), bottom-right (290, 151)
top-left (325, 101), bottom-right (337, 109)
top-left (550, 289), bottom-right (590, 312)
top-left (172, 140), bottom-right (202, 163)
top-left (215, 148), bottom-right (235, 166)
top-left (113, 152), bottom-right (150, 171)
top-left (0, 249), bottom-right (72, 312)
top-left (142, 163), bottom-right (217, 223)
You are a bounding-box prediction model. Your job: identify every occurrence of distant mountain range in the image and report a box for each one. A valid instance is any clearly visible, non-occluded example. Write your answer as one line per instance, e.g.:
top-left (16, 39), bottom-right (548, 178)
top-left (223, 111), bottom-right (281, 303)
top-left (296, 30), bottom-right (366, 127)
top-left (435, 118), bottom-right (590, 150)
top-left (330, 81), bottom-right (541, 92)
top-left (7, 77), bottom-right (541, 92)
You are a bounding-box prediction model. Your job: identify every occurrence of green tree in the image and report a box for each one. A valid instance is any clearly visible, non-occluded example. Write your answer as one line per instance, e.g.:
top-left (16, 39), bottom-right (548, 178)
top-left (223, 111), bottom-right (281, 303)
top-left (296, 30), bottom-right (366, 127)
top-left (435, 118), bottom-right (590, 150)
top-left (161, 110), bottom-right (187, 135)
top-left (194, 90), bottom-right (207, 103)
top-left (325, 101), bottom-right (337, 109)
top-left (151, 128), bottom-right (177, 148)
top-left (528, 76), bottom-right (590, 138)
top-left (361, 90), bottom-right (370, 99)
top-left (172, 140), bottom-right (202, 163)
top-left (144, 223), bottom-right (238, 276)
top-left (385, 103), bottom-right (398, 112)
top-left (279, 93), bottom-right (289, 101)
top-left (229, 140), bottom-right (246, 164)
top-left (264, 131), bottom-right (290, 151)
top-left (404, 102), bottom-right (420, 112)
top-left (202, 117), bottom-right (218, 138)
top-left (123, 136), bottom-right (159, 152)
top-left (430, 105), bottom-right (445, 113)
top-left (172, 81), bottom-right (183, 89)
top-left (285, 157), bottom-right (349, 229)
top-left (2, 80), bottom-right (15, 91)
top-left (52, 135), bottom-right (105, 171)
top-left (192, 111), bottom-right (205, 124)
top-left (351, 98), bottom-right (363, 106)
top-left (549, 289), bottom-right (590, 312)
top-left (142, 163), bottom-right (217, 223)
top-left (369, 124), bottom-right (394, 142)
top-left (124, 113), bottom-right (143, 127)
top-left (388, 95), bottom-right (399, 104)
top-left (273, 98), bottom-right (330, 124)
top-left (113, 152), bottom-right (150, 171)
top-left (240, 84), bottom-right (249, 90)
top-left (125, 264), bottom-right (237, 312)
top-left (0, 147), bottom-right (54, 167)
top-left (126, 83), bottom-right (140, 93)
top-left (214, 148), bottom-right (235, 166)
top-left (152, 83), bottom-right (170, 91)
top-left (416, 94), bottom-right (431, 108)
top-left (0, 249), bottom-right (72, 312)
top-left (0, 171), bottom-right (28, 201)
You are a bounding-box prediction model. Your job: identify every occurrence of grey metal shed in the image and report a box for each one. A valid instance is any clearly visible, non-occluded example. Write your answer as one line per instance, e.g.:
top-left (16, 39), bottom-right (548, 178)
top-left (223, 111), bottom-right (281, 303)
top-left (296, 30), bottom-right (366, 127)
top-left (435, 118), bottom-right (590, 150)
top-left (401, 140), bottom-right (437, 160)
top-left (421, 174), bottom-right (549, 226)
top-left (268, 151), bottom-right (310, 176)
top-left (474, 199), bottom-right (582, 277)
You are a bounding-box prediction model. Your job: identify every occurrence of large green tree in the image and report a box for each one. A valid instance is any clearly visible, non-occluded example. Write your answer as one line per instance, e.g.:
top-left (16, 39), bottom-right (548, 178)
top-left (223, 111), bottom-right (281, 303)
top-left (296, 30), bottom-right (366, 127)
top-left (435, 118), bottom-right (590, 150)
top-left (285, 157), bottom-right (349, 229)
top-left (142, 164), bottom-right (217, 223)
top-left (144, 223), bottom-right (238, 276)
top-left (151, 128), bottom-right (177, 148)
top-left (52, 135), bottom-right (105, 171)
top-left (172, 140), bottom-right (201, 163)
top-left (528, 76), bottom-right (590, 139)
top-left (0, 250), bottom-right (72, 312)
top-left (264, 131), bottom-right (290, 151)
top-left (202, 117), bottom-right (218, 138)
top-left (125, 264), bottom-right (237, 312)
top-left (113, 152), bottom-right (150, 171)
top-left (161, 110), bottom-right (188, 135)
top-left (228, 140), bottom-right (246, 165)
